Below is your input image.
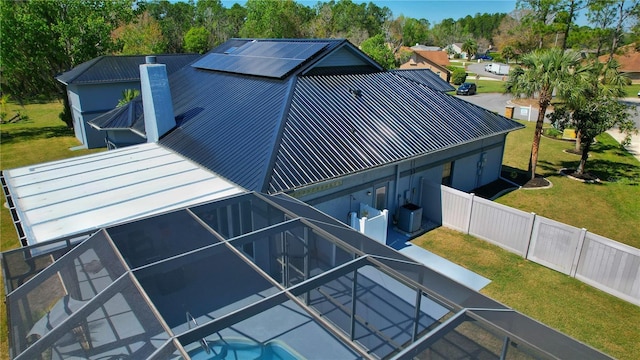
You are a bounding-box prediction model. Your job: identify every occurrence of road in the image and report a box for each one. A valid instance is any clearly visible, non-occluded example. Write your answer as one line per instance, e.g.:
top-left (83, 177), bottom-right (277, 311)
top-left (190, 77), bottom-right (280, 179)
top-left (466, 62), bottom-right (507, 80)
top-left (454, 93), bottom-right (640, 162)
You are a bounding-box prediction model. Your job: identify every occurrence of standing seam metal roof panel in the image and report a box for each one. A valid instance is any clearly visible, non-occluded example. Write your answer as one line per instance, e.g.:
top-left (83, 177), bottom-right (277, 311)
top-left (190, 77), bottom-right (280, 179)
top-left (160, 67), bottom-right (292, 192)
top-left (267, 72), bottom-right (523, 193)
top-left (56, 54), bottom-right (201, 85)
top-left (389, 69), bottom-right (456, 92)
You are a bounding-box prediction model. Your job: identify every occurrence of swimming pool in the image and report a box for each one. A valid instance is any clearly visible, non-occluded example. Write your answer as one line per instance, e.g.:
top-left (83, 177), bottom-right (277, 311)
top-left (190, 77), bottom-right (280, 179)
top-left (187, 338), bottom-right (302, 360)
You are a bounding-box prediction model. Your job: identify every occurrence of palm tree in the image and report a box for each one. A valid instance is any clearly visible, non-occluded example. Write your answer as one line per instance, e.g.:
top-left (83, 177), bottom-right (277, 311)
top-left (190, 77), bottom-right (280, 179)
top-left (550, 60), bottom-right (634, 175)
top-left (505, 48), bottom-right (582, 180)
top-left (461, 38), bottom-right (478, 60)
top-left (117, 89), bottom-right (140, 107)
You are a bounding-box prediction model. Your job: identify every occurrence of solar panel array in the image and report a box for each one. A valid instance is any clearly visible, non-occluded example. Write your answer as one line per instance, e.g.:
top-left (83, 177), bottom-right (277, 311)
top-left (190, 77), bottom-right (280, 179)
top-left (192, 41), bottom-right (329, 79)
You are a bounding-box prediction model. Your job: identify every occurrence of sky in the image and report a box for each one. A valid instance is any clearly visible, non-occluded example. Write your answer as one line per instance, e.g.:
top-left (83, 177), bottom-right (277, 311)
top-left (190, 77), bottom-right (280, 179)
top-left (220, 0), bottom-right (519, 25)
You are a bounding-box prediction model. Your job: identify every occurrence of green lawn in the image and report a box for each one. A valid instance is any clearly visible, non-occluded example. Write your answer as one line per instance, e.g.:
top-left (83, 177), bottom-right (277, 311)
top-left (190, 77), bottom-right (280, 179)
top-left (1, 101), bottom-right (104, 360)
top-left (625, 83), bottom-right (640, 98)
top-left (413, 227), bottom-right (640, 360)
top-left (448, 80), bottom-right (506, 94)
top-left (498, 121), bottom-right (640, 248)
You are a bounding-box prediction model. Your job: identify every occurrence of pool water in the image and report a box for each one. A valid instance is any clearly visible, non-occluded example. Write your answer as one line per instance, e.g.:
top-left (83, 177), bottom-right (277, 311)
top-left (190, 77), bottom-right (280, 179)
top-left (187, 339), bottom-right (302, 360)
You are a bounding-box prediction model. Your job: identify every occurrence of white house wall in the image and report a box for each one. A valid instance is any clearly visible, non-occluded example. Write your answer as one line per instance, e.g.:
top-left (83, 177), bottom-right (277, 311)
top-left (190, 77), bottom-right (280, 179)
top-left (298, 134), bottom-right (508, 231)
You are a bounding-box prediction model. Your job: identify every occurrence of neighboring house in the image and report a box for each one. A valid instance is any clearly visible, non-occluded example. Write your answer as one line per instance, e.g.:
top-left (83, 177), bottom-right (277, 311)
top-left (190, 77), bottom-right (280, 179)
top-left (400, 50), bottom-right (451, 82)
top-left (598, 44), bottom-right (640, 81)
top-left (410, 44), bottom-right (442, 51)
top-left (447, 43), bottom-right (466, 59)
top-left (56, 54), bottom-right (200, 149)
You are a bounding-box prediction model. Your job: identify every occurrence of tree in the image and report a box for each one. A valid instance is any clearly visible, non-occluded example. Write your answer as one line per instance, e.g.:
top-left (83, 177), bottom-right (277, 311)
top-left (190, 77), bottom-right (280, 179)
top-left (587, 0), bottom-right (640, 60)
top-left (0, 0), bottom-right (137, 106)
top-left (402, 18), bottom-right (430, 46)
top-left (225, 3), bottom-right (247, 39)
top-left (548, 60), bottom-right (636, 175)
top-left (492, 13), bottom-right (538, 55)
top-left (451, 68), bottom-right (468, 85)
top-left (240, 0), bottom-right (312, 38)
top-left (501, 45), bottom-right (517, 63)
top-left (146, 0), bottom-right (196, 53)
top-left (195, 0), bottom-right (228, 47)
top-left (184, 26), bottom-right (210, 54)
top-left (117, 89), bottom-right (141, 107)
top-left (505, 48), bottom-right (582, 180)
top-left (461, 38), bottom-right (478, 59)
top-left (113, 11), bottom-right (167, 55)
top-left (555, 0), bottom-right (588, 50)
top-left (360, 34), bottom-right (396, 69)
top-left (517, 0), bottom-right (563, 48)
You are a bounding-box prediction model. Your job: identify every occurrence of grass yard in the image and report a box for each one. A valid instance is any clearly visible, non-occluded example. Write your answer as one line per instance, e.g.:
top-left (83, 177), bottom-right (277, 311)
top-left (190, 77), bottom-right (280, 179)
top-left (624, 83), bottom-right (640, 98)
top-left (498, 121), bottom-right (640, 248)
top-left (413, 227), bottom-right (640, 360)
top-left (1, 100), bottom-right (105, 360)
top-left (473, 79), bottom-right (506, 93)
top-left (447, 80), bottom-right (506, 94)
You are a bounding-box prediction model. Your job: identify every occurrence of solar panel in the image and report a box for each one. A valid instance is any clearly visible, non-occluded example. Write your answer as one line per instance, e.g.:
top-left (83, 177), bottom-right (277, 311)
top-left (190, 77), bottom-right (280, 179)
top-left (192, 41), bottom-right (329, 79)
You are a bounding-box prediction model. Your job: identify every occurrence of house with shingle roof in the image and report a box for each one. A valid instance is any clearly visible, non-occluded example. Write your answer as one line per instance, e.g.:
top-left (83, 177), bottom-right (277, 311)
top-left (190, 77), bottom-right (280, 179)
top-left (598, 44), bottom-right (640, 81)
top-left (400, 48), bottom-right (452, 82)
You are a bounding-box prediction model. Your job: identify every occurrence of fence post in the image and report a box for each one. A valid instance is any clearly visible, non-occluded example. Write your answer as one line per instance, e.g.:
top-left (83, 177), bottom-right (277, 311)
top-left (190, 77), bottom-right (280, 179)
top-left (523, 212), bottom-right (536, 259)
top-left (466, 193), bottom-right (475, 234)
top-left (570, 228), bottom-right (587, 277)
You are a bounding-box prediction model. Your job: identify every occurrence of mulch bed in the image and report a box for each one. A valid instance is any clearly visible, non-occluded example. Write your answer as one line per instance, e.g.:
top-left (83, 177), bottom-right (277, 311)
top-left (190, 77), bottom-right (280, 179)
top-left (559, 168), bottom-right (600, 183)
top-left (472, 170), bottom-right (551, 199)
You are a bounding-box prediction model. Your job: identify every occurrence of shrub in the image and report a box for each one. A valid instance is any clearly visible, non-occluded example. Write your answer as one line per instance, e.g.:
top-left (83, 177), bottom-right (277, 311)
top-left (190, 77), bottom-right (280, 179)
top-left (452, 68), bottom-right (467, 85)
top-left (543, 127), bottom-right (562, 138)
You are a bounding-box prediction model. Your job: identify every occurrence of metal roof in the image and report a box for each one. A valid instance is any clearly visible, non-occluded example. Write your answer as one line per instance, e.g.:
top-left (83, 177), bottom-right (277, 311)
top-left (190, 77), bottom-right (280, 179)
top-left (390, 69), bottom-right (455, 92)
top-left (56, 54), bottom-right (201, 85)
top-left (270, 72), bottom-right (522, 192)
top-left (160, 68), bottom-right (292, 192)
top-left (141, 38), bottom-right (525, 195)
top-left (1, 143), bottom-right (244, 245)
top-left (88, 97), bottom-right (145, 132)
top-left (159, 40), bottom-right (521, 194)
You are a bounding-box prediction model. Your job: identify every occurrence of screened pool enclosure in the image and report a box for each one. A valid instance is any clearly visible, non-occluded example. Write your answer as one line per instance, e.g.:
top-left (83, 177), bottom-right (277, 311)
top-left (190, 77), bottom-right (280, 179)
top-left (2, 192), bottom-right (611, 359)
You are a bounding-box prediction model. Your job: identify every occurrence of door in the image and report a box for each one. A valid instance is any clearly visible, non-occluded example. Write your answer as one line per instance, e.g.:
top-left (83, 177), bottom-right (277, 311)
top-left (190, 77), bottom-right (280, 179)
top-left (374, 184), bottom-right (387, 210)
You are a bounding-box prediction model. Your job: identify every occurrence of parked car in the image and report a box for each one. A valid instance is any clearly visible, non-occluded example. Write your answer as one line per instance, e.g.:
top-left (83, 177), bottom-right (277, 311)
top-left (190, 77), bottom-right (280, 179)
top-left (456, 82), bottom-right (477, 95)
top-left (476, 54), bottom-right (493, 61)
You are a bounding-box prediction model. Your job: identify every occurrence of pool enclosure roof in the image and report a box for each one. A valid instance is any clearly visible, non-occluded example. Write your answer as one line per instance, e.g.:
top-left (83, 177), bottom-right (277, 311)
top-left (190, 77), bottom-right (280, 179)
top-left (2, 192), bottom-right (611, 360)
top-left (0, 143), bottom-right (244, 247)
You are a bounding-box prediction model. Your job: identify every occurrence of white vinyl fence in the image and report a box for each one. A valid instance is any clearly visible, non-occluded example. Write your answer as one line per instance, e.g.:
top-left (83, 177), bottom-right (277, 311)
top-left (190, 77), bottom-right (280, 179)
top-left (425, 182), bottom-right (640, 306)
top-left (349, 203), bottom-right (388, 245)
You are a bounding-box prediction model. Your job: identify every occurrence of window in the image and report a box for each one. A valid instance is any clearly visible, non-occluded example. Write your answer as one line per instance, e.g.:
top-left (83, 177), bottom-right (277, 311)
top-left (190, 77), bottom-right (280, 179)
top-left (442, 162), bottom-right (453, 186)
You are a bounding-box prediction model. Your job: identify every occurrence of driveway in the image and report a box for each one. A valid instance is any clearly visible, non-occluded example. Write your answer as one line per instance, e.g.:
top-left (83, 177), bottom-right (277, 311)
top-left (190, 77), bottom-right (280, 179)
top-left (454, 93), bottom-right (640, 162)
